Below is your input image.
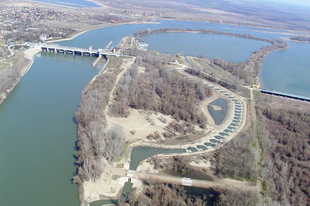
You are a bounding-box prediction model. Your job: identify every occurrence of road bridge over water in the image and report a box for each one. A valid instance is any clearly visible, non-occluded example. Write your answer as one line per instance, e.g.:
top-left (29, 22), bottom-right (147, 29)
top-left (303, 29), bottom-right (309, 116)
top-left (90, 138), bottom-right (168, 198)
top-left (40, 44), bottom-right (121, 58)
top-left (260, 88), bottom-right (310, 102)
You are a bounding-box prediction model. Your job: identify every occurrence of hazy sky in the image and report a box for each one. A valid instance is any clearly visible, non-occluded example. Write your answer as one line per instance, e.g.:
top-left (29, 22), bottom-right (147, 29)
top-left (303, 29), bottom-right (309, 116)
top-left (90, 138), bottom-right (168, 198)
top-left (272, 0), bottom-right (310, 6)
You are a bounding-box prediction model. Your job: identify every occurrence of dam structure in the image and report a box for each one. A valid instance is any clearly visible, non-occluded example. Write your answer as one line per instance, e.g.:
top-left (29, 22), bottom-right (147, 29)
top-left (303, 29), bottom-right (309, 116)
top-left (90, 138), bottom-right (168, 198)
top-left (40, 45), bottom-right (122, 58)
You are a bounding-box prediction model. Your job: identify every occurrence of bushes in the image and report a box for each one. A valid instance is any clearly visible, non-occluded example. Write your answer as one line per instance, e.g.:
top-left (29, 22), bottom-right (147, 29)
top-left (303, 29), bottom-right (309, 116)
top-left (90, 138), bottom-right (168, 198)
top-left (109, 58), bottom-right (212, 128)
top-left (128, 180), bottom-right (207, 206)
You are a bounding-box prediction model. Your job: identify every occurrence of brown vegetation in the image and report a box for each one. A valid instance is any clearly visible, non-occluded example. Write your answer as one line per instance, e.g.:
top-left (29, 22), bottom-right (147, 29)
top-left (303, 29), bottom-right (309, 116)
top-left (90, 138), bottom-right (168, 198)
top-left (149, 155), bottom-right (192, 175)
top-left (74, 57), bottom-right (127, 186)
top-left (211, 129), bottom-right (258, 180)
top-left (127, 179), bottom-right (258, 206)
top-left (212, 188), bottom-right (258, 206)
top-left (162, 120), bottom-right (195, 139)
top-left (127, 180), bottom-right (208, 206)
top-left (0, 52), bottom-right (31, 104)
top-left (260, 108), bottom-right (310, 205)
top-left (109, 54), bottom-right (212, 128)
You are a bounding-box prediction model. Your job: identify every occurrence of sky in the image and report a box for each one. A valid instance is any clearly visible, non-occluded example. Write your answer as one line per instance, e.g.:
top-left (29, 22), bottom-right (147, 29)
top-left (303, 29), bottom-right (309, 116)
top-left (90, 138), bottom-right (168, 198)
top-left (271, 0), bottom-right (310, 6)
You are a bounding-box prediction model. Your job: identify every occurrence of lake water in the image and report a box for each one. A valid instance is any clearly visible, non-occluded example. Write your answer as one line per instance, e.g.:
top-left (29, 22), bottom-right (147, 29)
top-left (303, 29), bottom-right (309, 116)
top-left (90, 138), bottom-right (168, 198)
top-left (1, 20), bottom-right (310, 205)
top-left (33, 0), bottom-right (100, 8)
top-left (259, 41), bottom-right (310, 97)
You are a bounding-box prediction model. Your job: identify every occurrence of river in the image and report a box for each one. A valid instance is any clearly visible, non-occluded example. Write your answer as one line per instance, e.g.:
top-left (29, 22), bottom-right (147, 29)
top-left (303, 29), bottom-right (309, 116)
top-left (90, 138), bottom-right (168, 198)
top-left (0, 20), bottom-right (309, 205)
top-left (0, 53), bottom-right (99, 205)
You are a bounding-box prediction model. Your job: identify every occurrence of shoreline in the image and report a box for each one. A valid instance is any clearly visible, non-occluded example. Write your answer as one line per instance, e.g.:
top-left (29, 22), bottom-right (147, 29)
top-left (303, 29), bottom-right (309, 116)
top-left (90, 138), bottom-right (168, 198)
top-left (46, 21), bottom-right (160, 43)
top-left (0, 48), bottom-right (40, 106)
top-left (0, 20), bottom-right (158, 106)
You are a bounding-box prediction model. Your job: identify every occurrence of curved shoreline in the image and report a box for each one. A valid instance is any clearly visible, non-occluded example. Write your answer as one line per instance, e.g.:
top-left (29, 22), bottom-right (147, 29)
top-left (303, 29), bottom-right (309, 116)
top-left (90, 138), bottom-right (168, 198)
top-left (46, 21), bottom-right (160, 43)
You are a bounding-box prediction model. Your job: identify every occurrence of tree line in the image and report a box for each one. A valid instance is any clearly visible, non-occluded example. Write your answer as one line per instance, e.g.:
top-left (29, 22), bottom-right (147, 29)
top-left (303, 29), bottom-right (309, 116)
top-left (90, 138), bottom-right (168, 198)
top-left (290, 36), bottom-right (310, 42)
top-left (73, 57), bottom-right (126, 202)
top-left (134, 27), bottom-right (275, 44)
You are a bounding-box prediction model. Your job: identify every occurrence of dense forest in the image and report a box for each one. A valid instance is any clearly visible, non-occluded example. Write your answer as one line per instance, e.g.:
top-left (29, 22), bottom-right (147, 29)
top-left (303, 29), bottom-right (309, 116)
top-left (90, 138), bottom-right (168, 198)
top-left (260, 108), bottom-right (310, 205)
top-left (109, 55), bottom-right (212, 128)
top-left (212, 129), bottom-right (258, 181)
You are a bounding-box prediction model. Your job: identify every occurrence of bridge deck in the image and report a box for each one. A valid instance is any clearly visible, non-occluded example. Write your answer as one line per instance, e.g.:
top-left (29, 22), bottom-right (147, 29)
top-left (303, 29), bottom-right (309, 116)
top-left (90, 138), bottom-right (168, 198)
top-left (261, 89), bottom-right (310, 102)
top-left (40, 44), bottom-right (121, 57)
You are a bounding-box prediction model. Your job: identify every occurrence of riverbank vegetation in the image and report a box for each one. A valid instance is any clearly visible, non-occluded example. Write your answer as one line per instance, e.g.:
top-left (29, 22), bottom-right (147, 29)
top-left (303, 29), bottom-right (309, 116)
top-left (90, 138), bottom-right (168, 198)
top-left (0, 51), bottom-right (30, 105)
top-left (73, 57), bottom-right (128, 201)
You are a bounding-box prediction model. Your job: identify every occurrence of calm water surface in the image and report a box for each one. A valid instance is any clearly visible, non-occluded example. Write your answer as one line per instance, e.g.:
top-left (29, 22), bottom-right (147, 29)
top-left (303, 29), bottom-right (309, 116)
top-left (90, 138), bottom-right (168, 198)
top-left (260, 41), bottom-right (310, 97)
top-left (208, 98), bottom-right (228, 125)
top-left (0, 53), bottom-right (99, 206)
top-left (58, 21), bottom-right (270, 63)
top-left (33, 0), bottom-right (100, 8)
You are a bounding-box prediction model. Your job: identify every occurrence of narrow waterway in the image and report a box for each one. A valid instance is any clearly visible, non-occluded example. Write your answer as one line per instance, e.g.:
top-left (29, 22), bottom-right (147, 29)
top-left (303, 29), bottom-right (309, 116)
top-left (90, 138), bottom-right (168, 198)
top-left (0, 52), bottom-right (100, 206)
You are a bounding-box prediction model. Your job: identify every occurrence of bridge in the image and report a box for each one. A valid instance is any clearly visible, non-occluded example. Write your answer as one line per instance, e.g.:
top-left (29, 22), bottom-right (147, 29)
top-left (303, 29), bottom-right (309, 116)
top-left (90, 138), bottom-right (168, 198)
top-left (40, 44), bottom-right (121, 58)
top-left (260, 88), bottom-right (310, 102)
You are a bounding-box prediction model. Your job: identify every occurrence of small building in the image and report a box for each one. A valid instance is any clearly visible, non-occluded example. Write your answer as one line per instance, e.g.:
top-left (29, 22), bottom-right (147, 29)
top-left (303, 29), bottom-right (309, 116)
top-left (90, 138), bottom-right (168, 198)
top-left (251, 84), bottom-right (260, 89)
top-left (40, 34), bottom-right (47, 42)
top-left (108, 19), bottom-right (116, 23)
